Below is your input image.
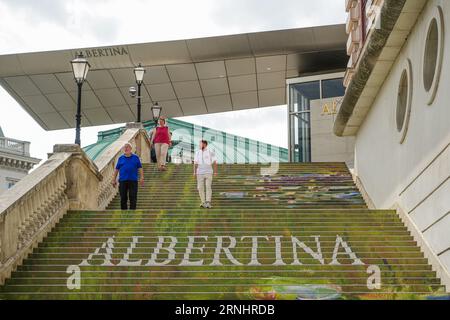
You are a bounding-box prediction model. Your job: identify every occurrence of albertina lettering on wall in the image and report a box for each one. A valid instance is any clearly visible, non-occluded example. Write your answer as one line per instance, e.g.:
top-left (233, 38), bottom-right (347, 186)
top-left (82, 47), bottom-right (129, 58)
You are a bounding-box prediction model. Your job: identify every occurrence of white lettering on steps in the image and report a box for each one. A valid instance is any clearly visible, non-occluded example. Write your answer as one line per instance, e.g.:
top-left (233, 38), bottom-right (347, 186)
top-left (145, 236), bottom-right (178, 266)
top-left (291, 235), bottom-right (325, 265)
top-left (117, 236), bottom-right (144, 266)
top-left (330, 235), bottom-right (364, 265)
top-left (272, 236), bottom-right (286, 266)
top-left (210, 236), bottom-right (243, 266)
top-left (79, 235), bottom-right (115, 266)
top-left (77, 235), bottom-right (365, 266)
top-left (241, 236), bottom-right (269, 266)
top-left (180, 236), bottom-right (208, 266)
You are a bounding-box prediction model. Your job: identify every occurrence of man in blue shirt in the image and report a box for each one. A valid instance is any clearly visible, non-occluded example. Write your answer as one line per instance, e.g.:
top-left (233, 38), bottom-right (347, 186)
top-left (112, 143), bottom-right (144, 210)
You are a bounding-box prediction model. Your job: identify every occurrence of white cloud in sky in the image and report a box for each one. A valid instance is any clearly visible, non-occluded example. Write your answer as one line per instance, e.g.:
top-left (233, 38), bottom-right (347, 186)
top-left (0, 0), bottom-right (346, 163)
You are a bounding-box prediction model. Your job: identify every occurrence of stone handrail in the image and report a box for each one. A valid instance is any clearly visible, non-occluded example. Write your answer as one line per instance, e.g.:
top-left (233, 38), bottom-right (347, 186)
top-left (95, 124), bottom-right (151, 209)
top-left (0, 124), bottom-right (151, 284)
top-left (0, 152), bottom-right (70, 284)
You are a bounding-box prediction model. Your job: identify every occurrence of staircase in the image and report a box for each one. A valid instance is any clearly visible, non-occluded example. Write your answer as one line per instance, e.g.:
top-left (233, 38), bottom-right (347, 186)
top-left (0, 163), bottom-right (447, 300)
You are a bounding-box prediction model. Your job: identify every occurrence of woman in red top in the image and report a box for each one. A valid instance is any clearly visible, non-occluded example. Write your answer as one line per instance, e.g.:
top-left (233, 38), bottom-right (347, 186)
top-left (151, 117), bottom-right (172, 171)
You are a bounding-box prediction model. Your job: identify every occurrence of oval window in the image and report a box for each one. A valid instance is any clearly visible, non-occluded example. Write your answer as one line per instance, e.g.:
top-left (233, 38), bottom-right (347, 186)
top-left (397, 70), bottom-right (408, 132)
top-left (423, 6), bottom-right (444, 105)
top-left (423, 19), bottom-right (438, 92)
top-left (396, 59), bottom-right (413, 144)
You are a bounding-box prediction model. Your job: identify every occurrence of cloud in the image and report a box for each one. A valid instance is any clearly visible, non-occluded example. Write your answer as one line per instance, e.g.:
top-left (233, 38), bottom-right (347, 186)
top-left (79, 14), bottom-right (119, 43)
top-left (211, 0), bottom-right (346, 32)
top-left (0, 0), bottom-right (345, 160)
top-left (0, 0), bottom-right (120, 52)
top-left (0, 0), bottom-right (68, 25)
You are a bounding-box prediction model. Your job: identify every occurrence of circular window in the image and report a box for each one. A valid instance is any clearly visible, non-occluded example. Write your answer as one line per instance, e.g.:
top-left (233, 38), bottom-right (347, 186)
top-left (423, 6), bottom-right (444, 105)
top-left (396, 59), bottom-right (413, 144)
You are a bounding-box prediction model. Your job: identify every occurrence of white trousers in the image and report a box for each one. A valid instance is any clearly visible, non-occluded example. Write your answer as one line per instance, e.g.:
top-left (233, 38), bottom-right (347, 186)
top-left (154, 143), bottom-right (169, 167)
top-left (197, 174), bottom-right (213, 203)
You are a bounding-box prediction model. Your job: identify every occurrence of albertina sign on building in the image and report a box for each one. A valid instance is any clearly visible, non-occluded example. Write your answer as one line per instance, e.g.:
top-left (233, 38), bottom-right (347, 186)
top-left (81, 46), bottom-right (129, 58)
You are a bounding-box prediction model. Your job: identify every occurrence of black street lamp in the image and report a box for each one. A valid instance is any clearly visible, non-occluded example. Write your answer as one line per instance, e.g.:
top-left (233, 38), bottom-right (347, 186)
top-left (71, 52), bottom-right (90, 146)
top-left (133, 63), bottom-right (145, 122)
top-left (151, 102), bottom-right (162, 126)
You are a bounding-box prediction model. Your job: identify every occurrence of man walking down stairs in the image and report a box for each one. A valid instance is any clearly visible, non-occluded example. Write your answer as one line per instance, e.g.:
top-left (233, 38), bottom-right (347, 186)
top-left (194, 139), bottom-right (218, 209)
top-left (111, 143), bottom-right (144, 210)
top-left (0, 163), bottom-right (448, 300)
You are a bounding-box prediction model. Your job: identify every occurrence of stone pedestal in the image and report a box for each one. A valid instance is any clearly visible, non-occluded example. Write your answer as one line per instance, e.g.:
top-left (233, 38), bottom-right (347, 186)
top-left (125, 123), bottom-right (151, 164)
top-left (53, 144), bottom-right (102, 210)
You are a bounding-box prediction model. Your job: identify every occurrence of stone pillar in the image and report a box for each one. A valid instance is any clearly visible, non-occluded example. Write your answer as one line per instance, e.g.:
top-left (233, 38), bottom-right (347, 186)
top-left (0, 209), bottom-right (19, 265)
top-left (53, 144), bottom-right (103, 210)
top-left (137, 129), bottom-right (151, 164)
top-left (125, 123), bottom-right (151, 164)
top-left (23, 141), bottom-right (31, 156)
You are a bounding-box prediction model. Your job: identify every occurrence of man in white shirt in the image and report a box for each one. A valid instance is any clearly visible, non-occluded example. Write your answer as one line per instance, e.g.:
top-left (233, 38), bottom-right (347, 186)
top-left (194, 139), bottom-right (218, 208)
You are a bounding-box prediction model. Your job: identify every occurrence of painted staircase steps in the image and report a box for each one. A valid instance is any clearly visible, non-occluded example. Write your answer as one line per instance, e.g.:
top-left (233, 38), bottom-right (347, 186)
top-left (107, 163), bottom-right (366, 210)
top-left (1, 209), bottom-right (446, 300)
top-left (0, 163), bottom-right (447, 300)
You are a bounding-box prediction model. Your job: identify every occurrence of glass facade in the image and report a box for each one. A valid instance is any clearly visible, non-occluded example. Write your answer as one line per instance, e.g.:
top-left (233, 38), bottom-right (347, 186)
top-left (288, 76), bottom-right (345, 162)
top-left (288, 81), bottom-right (320, 162)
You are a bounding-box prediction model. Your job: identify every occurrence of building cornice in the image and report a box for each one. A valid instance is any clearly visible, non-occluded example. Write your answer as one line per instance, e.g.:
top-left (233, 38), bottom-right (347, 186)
top-left (0, 152), bottom-right (41, 171)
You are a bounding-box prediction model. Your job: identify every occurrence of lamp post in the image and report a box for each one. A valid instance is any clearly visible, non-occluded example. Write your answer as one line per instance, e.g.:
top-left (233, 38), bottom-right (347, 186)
top-left (71, 52), bottom-right (90, 146)
top-left (133, 64), bottom-right (145, 122)
top-left (151, 102), bottom-right (162, 126)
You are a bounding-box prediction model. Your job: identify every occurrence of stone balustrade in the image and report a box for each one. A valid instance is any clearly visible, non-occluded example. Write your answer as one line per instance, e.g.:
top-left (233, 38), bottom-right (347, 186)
top-left (95, 124), bottom-right (151, 209)
top-left (0, 137), bottom-right (30, 156)
top-left (0, 124), bottom-right (151, 284)
top-left (0, 152), bottom-right (70, 284)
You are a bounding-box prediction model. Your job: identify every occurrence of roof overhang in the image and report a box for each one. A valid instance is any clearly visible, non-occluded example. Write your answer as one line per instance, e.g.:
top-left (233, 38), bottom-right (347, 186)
top-left (334, 0), bottom-right (428, 136)
top-left (0, 25), bottom-right (347, 130)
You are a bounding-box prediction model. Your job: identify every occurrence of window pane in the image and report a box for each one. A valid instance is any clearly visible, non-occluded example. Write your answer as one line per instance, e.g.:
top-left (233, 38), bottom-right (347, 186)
top-left (292, 81), bottom-right (320, 101)
top-left (322, 78), bottom-right (345, 99)
top-left (288, 82), bottom-right (314, 162)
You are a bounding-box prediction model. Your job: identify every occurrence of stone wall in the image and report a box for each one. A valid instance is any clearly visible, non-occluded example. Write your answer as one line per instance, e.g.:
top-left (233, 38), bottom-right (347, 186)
top-left (311, 98), bottom-right (355, 167)
top-left (0, 124), bottom-right (151, 284)
top-left (353, 0), bottom-right (450, 285)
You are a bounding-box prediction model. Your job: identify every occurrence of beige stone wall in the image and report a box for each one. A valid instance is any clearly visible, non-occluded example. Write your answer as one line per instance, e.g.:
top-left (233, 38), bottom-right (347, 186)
top-left (64, 153), bottom-right (102, 210)
top-left (134, 129), bottom-right (151, 164)
top-left (311, 98), bottom-right (355, 167)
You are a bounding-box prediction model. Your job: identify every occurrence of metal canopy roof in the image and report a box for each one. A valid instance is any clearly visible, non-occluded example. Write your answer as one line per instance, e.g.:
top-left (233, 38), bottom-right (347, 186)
top-left (0, 24), bottom-right (347, 130)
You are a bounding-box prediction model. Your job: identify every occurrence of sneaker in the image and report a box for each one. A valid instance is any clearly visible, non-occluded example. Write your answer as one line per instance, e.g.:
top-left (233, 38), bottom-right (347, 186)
top-left (200, 202), bottom-right (207, 208)
top-left (205, 202), bottom-right (212, 209)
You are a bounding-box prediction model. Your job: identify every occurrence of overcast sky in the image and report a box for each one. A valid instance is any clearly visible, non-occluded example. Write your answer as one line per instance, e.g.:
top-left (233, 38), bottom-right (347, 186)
top-left (0, 0), bottom-right (345, 163)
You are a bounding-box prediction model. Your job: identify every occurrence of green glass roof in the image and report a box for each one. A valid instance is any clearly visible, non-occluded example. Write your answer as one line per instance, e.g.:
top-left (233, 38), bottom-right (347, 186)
top-left (83, 136), bottom-right (118, 160)
top-left (83, 118), bottom-right (288, 163)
